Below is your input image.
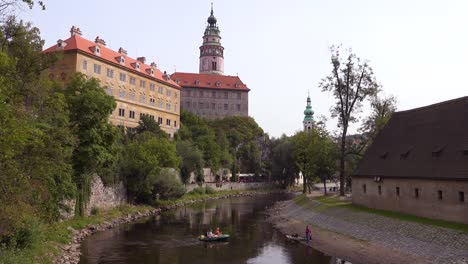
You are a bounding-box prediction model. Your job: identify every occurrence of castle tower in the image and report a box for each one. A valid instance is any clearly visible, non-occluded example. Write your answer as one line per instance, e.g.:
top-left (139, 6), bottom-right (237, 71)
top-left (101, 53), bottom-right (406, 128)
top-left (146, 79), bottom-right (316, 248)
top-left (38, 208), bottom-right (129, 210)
top-left (199, 4), bottom-right (224, 75)
top-left (303, 94), bottom-right (314, 131)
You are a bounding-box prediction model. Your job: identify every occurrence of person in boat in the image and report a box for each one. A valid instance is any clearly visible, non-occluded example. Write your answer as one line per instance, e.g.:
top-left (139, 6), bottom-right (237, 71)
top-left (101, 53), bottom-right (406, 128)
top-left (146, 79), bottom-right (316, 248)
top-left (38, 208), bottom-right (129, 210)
top-left (215, 227), bottom-right (222, 236)
top-left (207, 229), bottom-right (214, 238)
top-left (305, 225), bottom-right (311, 242)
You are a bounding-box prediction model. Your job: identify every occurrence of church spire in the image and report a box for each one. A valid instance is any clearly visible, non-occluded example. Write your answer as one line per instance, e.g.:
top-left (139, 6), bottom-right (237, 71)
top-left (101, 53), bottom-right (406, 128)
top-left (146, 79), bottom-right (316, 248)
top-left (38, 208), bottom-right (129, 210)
top-left (303, 92), bottom-right (314, 131)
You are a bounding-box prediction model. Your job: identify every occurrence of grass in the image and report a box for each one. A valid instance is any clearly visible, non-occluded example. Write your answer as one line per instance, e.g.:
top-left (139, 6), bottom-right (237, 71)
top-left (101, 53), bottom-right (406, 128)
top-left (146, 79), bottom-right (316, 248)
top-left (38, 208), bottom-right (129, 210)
top-left (154, 188), bottom-right (260, 207)
top-left (0, 204), bottom-right (153, 264)
top-left (295, 194), bottom-right (468, 233)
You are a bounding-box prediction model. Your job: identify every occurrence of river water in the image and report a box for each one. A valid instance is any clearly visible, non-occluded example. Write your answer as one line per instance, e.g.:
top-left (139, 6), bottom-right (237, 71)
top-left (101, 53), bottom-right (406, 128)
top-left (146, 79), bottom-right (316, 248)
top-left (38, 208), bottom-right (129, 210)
top-left (79, 193), bottom-right (341, 264)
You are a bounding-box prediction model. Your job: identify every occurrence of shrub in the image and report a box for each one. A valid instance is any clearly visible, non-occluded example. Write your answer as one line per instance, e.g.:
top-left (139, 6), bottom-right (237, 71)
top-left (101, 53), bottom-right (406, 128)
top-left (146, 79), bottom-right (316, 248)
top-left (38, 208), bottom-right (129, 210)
top-left (190, 187), bottom-right (205, 195)
top-left (152, 169), bottom-right (186, 201)
top-left (90, 207), bottom-right (100, 216)
top-left (205, 186), bottom-right (216, 194)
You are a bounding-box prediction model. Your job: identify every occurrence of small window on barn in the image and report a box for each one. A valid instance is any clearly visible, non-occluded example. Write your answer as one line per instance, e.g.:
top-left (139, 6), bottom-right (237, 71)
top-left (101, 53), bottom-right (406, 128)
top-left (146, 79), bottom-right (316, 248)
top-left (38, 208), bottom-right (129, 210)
top-left (378, 185), bottom-right (382, 195)
top-left (400, 147), bottom-right (413, 160)
top-left (363, 184), bottom-right (366, 194)
top-left (432, 145), bottom-right (445, 157)
top-left (438, 190), bottom-right (443, 200)
top-left (396, 187), bottom-right (400, 197)
top-left (459, 192), bottom-right (465, 202)
top-left (414, 188), bottom-right (419, 198)
top-left (463, 147), bottom-right (468, 156)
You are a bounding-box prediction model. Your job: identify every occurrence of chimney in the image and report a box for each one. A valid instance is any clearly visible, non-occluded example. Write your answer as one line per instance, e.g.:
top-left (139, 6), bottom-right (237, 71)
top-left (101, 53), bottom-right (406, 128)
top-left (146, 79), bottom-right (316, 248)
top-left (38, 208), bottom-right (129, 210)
top-left (56, 39), bottom-right (66, 48)
top-left (150, 62), bottom-right (157, 68)
top-left (163, 71), bottom-right (170, 81)
top-left (95, 36), bottom-right (106, 46)
top-left (137, 57), bottom-right (146, 64)
top-left (118, 47), bottom-right (127, 56)
top-left (70, 26), bottom-right (82, 36)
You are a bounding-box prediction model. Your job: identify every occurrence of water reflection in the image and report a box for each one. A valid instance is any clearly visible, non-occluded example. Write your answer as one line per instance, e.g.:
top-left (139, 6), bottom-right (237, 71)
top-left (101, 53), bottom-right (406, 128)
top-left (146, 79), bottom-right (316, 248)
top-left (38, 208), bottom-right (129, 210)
top-left (79, 194), bottom-right (338, 264)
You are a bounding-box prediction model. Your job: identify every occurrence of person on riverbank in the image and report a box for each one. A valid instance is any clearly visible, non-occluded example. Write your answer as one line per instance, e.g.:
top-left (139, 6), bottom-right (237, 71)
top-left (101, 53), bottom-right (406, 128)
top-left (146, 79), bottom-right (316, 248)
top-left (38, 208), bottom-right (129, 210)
top-left (305, 226), bottom-right (311, 242)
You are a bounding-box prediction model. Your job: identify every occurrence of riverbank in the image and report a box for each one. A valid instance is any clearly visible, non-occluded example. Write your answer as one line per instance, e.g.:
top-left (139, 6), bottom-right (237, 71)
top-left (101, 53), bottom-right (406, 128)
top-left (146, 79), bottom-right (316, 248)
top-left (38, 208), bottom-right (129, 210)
top-left (0, 189), bottom-right (276, 264)
top-left (267, 193), bottom-right (468, 264)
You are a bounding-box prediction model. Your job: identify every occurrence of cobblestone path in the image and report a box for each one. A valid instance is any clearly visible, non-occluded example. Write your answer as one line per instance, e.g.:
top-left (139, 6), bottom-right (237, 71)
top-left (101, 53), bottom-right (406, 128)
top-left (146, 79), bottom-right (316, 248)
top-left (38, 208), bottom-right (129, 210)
top-left (280, 199), bottom-right (468, 264)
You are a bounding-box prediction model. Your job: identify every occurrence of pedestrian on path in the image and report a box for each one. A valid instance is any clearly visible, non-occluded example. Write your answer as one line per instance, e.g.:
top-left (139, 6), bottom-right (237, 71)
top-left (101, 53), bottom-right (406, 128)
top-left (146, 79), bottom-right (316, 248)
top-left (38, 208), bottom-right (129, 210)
top-left (305, 225), bottom-right (311, 242)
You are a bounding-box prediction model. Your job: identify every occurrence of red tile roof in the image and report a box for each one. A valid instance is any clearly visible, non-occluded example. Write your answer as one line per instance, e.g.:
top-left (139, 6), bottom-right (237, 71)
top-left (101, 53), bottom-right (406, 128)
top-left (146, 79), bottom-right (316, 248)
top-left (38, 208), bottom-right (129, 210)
top-left (43, 34), bottom-right (180, 88)
top-left (170, 72), bottom-right (250, 91)
top-left (353, 96), bottom-right (468, 180)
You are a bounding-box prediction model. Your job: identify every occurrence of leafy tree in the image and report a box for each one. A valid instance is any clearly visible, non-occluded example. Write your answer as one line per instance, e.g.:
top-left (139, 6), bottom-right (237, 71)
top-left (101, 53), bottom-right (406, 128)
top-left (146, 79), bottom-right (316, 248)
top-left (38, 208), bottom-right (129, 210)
top-left (320, 46), bottom-right (379, 196)
top-left (121, 132), bottom-right (179, 203)
top-left (270, 135), bottom-right (298, 188)
top-left (176, 140), bottom-right (203, 184)
top-left (361, 95), bottom-right (396, 142)
top-left (0, 0), bottom-right (45, 16)
top-left (65, 73), bottom-right (119, 216)
top-left (134, 115), bottom-right (168, 139)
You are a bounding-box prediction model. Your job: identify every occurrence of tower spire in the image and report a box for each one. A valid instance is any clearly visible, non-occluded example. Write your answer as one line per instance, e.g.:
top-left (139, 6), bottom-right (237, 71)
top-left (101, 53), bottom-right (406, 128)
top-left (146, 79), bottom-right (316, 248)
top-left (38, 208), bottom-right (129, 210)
top-left (303, 93), bottom-right (314, 131)
top-left (211, 2), bottom-right (213, 15)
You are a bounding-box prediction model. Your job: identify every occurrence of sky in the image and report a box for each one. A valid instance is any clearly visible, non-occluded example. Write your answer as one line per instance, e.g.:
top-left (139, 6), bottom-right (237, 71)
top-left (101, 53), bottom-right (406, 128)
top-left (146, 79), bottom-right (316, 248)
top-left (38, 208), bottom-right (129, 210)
top-left (19, 0), bottom-right (468, 138)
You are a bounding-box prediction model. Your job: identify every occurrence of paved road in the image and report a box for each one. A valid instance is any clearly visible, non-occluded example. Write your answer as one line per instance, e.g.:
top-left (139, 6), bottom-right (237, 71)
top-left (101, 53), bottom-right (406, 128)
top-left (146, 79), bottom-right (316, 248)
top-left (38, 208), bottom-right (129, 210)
top-left (281, 198), bottom-right (468, 264)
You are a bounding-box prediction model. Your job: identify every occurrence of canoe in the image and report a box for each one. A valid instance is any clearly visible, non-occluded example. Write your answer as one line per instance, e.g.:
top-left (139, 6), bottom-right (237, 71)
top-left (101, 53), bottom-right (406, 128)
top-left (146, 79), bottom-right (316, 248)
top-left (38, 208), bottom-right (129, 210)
top-left (286, 235), bottom-right (308, 241)
top-left (199, 234), bottom-right (230, 242)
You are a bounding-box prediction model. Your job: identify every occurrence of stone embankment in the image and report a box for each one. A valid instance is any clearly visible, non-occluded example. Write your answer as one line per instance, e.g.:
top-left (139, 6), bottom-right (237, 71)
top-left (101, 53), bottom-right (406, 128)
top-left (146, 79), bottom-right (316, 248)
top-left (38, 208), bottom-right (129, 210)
top-left (54, 192), bottom-right (271, 264)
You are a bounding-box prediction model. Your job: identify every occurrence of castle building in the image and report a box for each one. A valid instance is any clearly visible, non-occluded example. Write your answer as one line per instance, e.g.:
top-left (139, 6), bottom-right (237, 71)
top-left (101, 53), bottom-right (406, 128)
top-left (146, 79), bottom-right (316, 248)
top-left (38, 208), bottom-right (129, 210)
top-left (303, 94), bottom-right (314, 131)
top-left (352, 97), bottom-right (468, 224)
top-left (43, 27), bottom-right (181, 137)
top-left (171, 5), bottom-right (250, 120)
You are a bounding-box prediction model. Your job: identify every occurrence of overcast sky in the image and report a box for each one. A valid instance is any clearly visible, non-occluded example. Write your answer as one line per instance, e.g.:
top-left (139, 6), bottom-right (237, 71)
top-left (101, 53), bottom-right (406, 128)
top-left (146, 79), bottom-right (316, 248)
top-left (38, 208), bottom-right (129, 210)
top-left (20, 0), bottom-right (468, 137)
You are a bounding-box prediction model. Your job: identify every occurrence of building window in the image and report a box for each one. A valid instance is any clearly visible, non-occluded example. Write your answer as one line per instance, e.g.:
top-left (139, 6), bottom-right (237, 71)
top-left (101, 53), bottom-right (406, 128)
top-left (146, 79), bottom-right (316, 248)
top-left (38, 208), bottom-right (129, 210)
top-left (129, 76), bottom-right (136, 85)
top-left (140, 95), bottom-right (146, 104)
top-left (186, 90), bottom-right (191, 97)
top-left (414, 188), bottom-right (419, 199)
top-left (212, 91), bottom-right (216, 97)
top-left (149, 115), bottom-right (155, 120)
top-left (82, 60), bottom-right (87, 70)
top-left (167, 90), bottom-right (172, 97)
top-left (199, 91), bottom-right (203, 97)
top-left (119, 73), bottom-right (126, 82)
top-left (150, 83), bottom-right (155, 91)
top-left (140, 113), bottom-right (145, 119)
top-left (224, 92), bottom-right (228, 99)
top-left (93, 64), bottom-right (101, 74)
top-left (237, 104), bottom-right (241, 111)
top-left (149, 98), bottom-right (155, 106)
top-left (174, 92), bottom-right (178, 99)
top-left (105, 87), bottom-right (113, 96)
top-left (129, 92), bottom-right (136, 101)
top-left (158, 99), bottom-right (163, 108)
top-left (167, 103), bottom-right (171, 111)
top-left (158, 117), bottom-right (163, 124)
top-left (166, 119), bottom-right (171, 126)
top-left (118, 108), bottom-right (125, 117)
top-left (119, 90), bottom-right (126, 98)
top-left (158, 86), bottom-right (164, 94)
top-left (129, 110), bottom-right (135, 119)
top-left (363, 184), bottom-right (366, 194)
top-left (224, 104), bottom-right (228, 110)
top-left (378, 185), bottom-right (382, 195)
top-left (212, 61), bottom-right (217, 70)
top-left (140, 80), bottom-right (146, 88)
top-left (199, 102), bottom-right (204, 109)
top-left (174, 103), bottom-right (177, 112)
top-left (459, 192), bottom-right (465, 202)
top-left (396, 187), bottom-right (400, 197)
top-left (186, 102), bottom-right (191, 108)
top-left (106, 68), bottom-right (114, 78)
top-left (174, 121), bottom-right (177, 127)
top-left (438, 190), bottom-right (443, 200)
top-left (212, 103), bottom-right (216, 110)
top-left (237, 93), bottom-right (241, 99)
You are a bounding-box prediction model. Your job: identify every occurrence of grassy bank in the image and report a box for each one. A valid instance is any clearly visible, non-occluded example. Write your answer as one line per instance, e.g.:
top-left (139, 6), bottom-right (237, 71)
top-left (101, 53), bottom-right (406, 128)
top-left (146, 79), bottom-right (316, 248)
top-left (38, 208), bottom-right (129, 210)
top-left (294, 194), bottom-right (468, 233)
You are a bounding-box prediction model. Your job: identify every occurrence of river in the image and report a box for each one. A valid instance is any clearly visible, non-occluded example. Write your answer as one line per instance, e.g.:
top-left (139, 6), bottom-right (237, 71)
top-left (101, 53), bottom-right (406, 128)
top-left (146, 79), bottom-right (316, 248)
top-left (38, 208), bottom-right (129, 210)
top-left (79, 193), bottom-right (341, 264)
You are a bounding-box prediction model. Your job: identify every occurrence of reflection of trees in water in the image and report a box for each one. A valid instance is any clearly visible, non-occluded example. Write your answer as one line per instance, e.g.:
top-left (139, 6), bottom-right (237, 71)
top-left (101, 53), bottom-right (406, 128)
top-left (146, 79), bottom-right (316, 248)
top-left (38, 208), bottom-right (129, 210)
top-left (80, 194), bottom-right (334, 264)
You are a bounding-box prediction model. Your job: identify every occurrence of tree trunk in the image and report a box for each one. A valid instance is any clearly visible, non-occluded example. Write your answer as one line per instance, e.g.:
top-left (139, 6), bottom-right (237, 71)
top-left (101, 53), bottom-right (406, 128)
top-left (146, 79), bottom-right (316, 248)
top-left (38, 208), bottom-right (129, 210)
top-left (323, 179), bottom-right (327, 196)
top-left (339, 126), bottom-right (348, 196)
top-left (303, 176), bottom-right (307, 194)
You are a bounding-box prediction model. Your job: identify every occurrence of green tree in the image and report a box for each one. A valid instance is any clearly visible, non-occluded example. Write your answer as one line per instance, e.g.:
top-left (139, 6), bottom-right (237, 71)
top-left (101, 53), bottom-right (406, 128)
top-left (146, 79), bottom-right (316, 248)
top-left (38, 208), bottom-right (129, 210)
top-left (134, 115), bottom-right (168, 139)
top-left (65, 73), bottom-right (119, 216)
top-left (176, 140), bottom-right (203, 184)
top-left (270, 135), bottom-right (298, 188)
top-left (320, 46), bottom-right (379, 196)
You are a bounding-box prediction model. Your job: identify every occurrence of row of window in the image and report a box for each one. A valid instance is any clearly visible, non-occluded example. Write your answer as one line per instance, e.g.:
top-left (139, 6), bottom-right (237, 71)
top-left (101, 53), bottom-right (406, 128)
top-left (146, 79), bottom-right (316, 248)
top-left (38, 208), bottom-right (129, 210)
top-left (363, 184), bottom-right (466, 202)
top-left (83, 60), bottom-right (177, 98)
top-left (185, 102), bottom-right (242, 111)
top-left (107, 88), bottom-right (178, 113)
top-left (184, 90), bottom-right (242, 99)
top-left (117, 109), bottom-right (177, 127)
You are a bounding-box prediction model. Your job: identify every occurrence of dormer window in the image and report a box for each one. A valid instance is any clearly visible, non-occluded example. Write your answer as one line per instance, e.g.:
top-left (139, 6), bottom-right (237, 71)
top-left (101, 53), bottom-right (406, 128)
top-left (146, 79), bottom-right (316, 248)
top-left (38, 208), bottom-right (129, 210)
top-left (93, 46), bottom-right (101, 56)
top-left (235, 83), bottom-right (240, 88)
top-left (135, 63), bottom-right (140, 71)
top-left (150, 69), bottom-right (154, 76)
top-left (118, 56), bottom-right (125, 65)
top-left (400, 147), bottom-right (413, 160)
top-left (215, 81), bottom-right (221, 86)
top-left (195, 80), bottom-right (200, 85)
top-left (432, 145), bottom-right (445, 157)
top-left (56, 39), bottom-right (67, 49)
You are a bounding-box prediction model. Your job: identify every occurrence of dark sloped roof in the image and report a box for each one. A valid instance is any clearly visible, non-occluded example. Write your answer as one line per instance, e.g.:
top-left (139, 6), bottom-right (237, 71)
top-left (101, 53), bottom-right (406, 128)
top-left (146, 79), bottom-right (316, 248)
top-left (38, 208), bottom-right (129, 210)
top-left (353, 96), bottom-right (468, 180)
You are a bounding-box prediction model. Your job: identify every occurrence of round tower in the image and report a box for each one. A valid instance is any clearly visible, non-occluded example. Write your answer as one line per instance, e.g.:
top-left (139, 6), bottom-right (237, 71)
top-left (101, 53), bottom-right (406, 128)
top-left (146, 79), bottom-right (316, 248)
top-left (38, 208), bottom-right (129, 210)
top-left (303, 94), bottom-right (314, 131)
top-left (199, 4), bottom-right (224, 75)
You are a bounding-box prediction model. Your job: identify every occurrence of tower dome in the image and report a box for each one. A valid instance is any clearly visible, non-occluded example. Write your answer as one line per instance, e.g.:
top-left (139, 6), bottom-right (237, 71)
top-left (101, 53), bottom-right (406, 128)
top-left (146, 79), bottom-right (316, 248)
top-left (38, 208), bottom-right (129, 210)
top-left (303, 94), bottom-right (314, 131)
top-left (207, 4), bottom-right (217, 25)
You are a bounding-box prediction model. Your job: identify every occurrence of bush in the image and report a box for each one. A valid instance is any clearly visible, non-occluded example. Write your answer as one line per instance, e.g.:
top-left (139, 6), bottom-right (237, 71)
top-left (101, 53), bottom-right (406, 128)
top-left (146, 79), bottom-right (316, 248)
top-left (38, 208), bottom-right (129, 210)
top-left (1, 217), bottom-right (43, 250)
top-left (152, 169), bottom-right (186, 201)
top-left (205, 186), bottom-right (216, 194)
top-left (190, 187), bottom-right (205, 195)
top-left (90, 207), bottom-right (100, 216)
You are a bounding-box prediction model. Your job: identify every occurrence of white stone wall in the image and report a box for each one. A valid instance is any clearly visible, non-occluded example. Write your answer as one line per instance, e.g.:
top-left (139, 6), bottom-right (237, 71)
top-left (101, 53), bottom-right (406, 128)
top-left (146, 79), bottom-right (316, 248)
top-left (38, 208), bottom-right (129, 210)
top-left (87, 175), bottom-right (127, 215)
